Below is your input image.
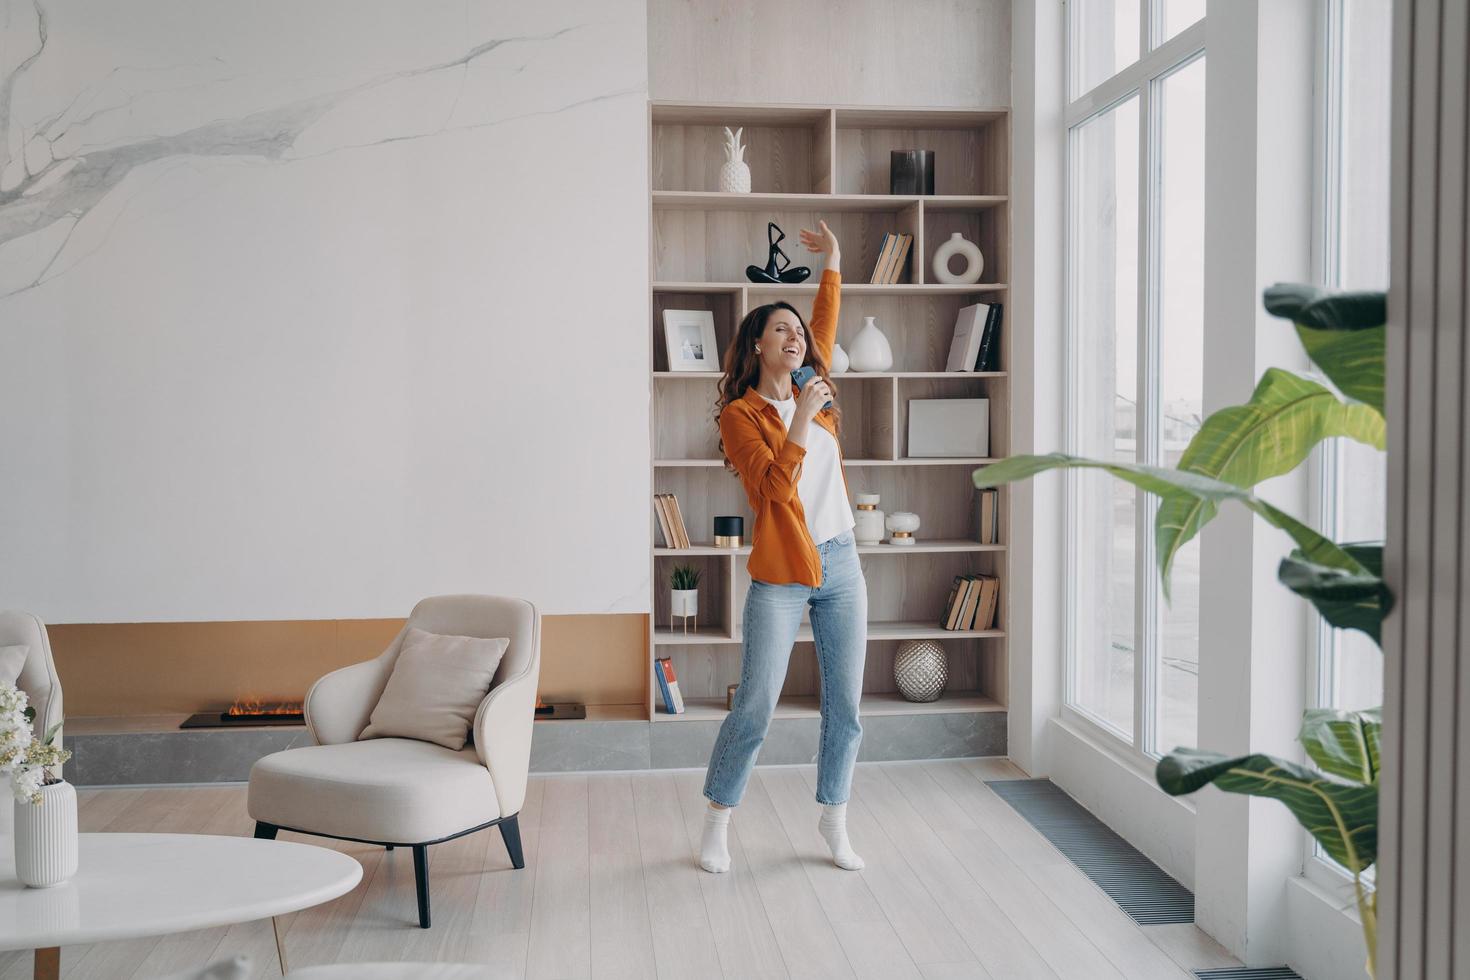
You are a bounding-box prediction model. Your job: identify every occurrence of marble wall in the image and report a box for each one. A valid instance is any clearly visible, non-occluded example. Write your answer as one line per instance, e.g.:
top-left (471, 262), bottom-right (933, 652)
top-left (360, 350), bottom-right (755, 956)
top-left (0, 0), bottom-right (650, 621)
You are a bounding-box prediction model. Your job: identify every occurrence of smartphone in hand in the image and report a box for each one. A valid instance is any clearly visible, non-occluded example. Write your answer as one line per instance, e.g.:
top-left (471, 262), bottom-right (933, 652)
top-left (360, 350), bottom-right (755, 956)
top-left (791, 365), bottom-right (832, 409)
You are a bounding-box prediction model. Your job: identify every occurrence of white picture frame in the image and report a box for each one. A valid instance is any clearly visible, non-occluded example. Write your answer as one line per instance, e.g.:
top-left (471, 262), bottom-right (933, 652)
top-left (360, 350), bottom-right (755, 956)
top-left (907, 398), bottom-right (990, 457)
top-left (662, 309), bottom-right (719, 372)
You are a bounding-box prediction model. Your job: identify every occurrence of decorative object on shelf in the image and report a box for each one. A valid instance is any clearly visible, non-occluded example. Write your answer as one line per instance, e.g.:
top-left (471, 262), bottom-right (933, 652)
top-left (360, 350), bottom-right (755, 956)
top-left (868, 232), bottom-right (913, 284)
top-left (852, 491), bottom-right (886, 545)
top-left (654, 657), bottom-right (685, 714)
top-left (713, 516), bottom-right (744, 549)
top-left (2, 683), bottom-right (77, 888)
top-left (847, 316), bottom-right (893, 372)
top-left (669, 564), bottom-right (701, 633)
top-left (931, 231), bottom-right (985, 285)
top-left (889, 150), bottom-right (936, 195)
top-left (746, 222), bottom-right (811, 284)
top-left (719, 126), bottom-right (752, 193)
top-left (886, 511), bottom-right (920, 545)
top-left (726, 683), bottom-right (739, 710)
top-left (829, 342), bottom-right (850, 374)
top-left (662, 309), bottom-right (720, 372)
top-left (908, 398), bottom-right (990, 457)
top-left (893, 639), bottom-right (948, 703)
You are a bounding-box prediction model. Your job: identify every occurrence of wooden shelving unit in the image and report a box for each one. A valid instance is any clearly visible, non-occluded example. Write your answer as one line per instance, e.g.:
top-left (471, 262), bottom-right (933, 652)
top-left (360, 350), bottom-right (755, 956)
top-left (647, 100), bottom-right (1011, 728)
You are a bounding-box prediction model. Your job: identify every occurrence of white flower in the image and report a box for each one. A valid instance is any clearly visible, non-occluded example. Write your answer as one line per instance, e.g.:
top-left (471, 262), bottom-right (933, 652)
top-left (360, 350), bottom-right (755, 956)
top-left (11, 766), bottom-right (43, 805)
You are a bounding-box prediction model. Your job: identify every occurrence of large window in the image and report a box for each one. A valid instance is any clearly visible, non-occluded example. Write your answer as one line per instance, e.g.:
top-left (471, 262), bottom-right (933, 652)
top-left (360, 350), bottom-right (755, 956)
top-left (1310, 0), bottom-right (1390, 874)
top-left (1067, 3), bottom-right (1205, 759)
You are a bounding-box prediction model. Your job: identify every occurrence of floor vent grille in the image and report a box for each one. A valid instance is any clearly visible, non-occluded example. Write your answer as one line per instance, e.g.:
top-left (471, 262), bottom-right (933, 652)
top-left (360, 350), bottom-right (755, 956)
top-left (1194, 970), bottom-right (1303, 979)
top-left (986, 778), bottom-right (1195, 925)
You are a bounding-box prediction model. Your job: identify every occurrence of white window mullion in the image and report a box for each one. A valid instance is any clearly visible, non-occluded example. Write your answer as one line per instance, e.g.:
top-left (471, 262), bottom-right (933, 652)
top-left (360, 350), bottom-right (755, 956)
top-left (1134, 75), bottom-right (1163, 756)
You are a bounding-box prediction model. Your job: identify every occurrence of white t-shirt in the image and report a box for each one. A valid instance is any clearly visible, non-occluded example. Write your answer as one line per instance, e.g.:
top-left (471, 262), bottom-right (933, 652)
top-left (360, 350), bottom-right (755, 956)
top-left (759, 393), bottom-right (856, 545)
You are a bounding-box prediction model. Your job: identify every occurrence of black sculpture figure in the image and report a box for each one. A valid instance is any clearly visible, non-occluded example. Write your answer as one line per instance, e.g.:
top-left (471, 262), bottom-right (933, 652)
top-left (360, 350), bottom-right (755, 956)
top-left (745, 222), bottom-right (812, 284)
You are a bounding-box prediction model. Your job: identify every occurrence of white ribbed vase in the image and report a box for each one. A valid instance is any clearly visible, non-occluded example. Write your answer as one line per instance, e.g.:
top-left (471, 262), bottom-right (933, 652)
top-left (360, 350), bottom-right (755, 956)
top-left (14, 780), bottom-right (79, 888)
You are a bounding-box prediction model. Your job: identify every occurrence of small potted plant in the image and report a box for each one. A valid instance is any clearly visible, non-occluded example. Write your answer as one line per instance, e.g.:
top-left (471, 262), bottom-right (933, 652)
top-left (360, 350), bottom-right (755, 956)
top-left (0, 683), bottom-right (76, 887)
top-left (669, 564), bottom-right (702, 634)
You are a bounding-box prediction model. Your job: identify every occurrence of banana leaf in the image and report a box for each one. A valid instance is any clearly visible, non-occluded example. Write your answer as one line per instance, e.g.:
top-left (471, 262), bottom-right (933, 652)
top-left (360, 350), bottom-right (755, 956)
top-left (1278, 544), bottom-right (1391, 644)
top-left (1264, 283), bottom-right (1387, 413)
top-left (974, 454), bottom-right (1369, 591)
top-left (1155, 368), bottom-right (1384, 588)
top-left (1299, 707), bottom-right (1381, 785)
top-left (1156, 747), bottom-right (1377, 872)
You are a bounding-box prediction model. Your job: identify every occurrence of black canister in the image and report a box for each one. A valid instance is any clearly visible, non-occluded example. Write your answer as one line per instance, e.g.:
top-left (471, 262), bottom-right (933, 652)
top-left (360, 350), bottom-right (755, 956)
top-left (713, 515), bottom-right (744, 548)
top-left (890, 150), bottom-right (936, 195)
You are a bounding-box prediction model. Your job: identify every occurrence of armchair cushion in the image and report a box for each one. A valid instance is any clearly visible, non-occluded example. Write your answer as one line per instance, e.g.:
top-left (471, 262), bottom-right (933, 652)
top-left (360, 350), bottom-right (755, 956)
top-left (248, 738), bottom-right (500, 843)
top-left (359, 627), bottom-right (508, 751)
top-left (0, 646), bottom-right (25, 686)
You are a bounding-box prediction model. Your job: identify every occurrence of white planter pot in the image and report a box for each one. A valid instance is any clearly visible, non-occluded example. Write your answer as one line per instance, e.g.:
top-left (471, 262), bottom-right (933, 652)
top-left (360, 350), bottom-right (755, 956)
top-left (15, 780), bottom-right (78, 888)
top-left (847, 317), bottom-right (893, 372)
top-left (931, 232), bottom-right (984, 285)
top-left (671, 589), bottom-right (699, 618)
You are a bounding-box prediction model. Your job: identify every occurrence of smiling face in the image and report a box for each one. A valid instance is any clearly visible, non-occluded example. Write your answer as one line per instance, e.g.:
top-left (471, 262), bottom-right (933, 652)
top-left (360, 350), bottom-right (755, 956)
top-left (758, 307), bottom-right (807, 376)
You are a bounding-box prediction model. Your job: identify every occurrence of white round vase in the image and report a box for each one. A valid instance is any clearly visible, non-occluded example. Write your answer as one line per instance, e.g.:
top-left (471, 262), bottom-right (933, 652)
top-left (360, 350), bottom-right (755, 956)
top-left (15, 780), bottom-right (79, 888)
top-left (885, 511), bottom-right (920, 545)
top-left (847, 317), bottom-right (893, 372)
top-left (931, 232), bottom-right (984, 285)
top-left (853, 492), bottom-right (886, 545)
top-left (829, 342), bottom-right (850, 374)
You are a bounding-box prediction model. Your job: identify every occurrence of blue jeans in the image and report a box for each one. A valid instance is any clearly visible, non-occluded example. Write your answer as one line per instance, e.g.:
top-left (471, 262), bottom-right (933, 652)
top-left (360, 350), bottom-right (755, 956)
top-left (703, 530), bottom-right (868, 807)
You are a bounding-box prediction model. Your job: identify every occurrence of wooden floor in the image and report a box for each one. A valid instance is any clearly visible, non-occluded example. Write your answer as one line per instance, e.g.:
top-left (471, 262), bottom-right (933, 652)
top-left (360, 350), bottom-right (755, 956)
top-left (2, 760), bottom-right (1241, 979)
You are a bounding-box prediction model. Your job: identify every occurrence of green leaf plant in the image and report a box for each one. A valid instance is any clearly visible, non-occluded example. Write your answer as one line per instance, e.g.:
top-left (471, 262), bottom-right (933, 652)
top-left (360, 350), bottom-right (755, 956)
top-left (975, 284), bottom-right (1392, 977)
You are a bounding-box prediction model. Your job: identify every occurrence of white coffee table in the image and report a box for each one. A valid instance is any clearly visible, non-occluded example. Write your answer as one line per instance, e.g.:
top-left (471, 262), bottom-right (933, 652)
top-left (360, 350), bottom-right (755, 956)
top-left (0, 833), bottom-right (362, 979)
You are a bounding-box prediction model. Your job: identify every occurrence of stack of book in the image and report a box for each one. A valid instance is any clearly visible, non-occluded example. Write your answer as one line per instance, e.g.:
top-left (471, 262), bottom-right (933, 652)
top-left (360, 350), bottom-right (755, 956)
top-left (940, 574), bottom-right (1000, 631)
top-left (944, 302), bottom-right (1004, 372)
top-left (869, 232), bottom-right (914, 284)
top-left (653, 492), bottom-right (690, 548)
top-left (654, 657), bottom-right (685, 714)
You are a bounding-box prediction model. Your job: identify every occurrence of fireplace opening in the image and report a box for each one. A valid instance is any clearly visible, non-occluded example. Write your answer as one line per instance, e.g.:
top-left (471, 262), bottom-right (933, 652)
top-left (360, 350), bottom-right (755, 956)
top-left (180, 697), bottom-right (305, 729)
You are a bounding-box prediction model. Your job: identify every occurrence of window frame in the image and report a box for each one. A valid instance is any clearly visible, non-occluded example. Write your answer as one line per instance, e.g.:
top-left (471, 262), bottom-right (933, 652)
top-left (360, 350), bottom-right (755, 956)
top-left (1063, 7), bottom-right (1207, 768)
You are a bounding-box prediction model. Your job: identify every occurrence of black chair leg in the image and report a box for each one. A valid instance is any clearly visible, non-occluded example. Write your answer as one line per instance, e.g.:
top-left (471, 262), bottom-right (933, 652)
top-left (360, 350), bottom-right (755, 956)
top-left (499, 813), bottom-right (525, 869)
top-left (385, 844), bottom-right (394, 851)
top-left (412, 844), bottom-right (431, 928)
top-left (254, 822), bottom-right (279, 841)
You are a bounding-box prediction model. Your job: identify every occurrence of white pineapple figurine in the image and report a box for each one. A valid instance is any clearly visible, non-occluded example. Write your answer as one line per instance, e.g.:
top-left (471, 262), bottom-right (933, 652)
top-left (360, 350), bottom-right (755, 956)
top-left (719, 126), bottom-right (752, 194)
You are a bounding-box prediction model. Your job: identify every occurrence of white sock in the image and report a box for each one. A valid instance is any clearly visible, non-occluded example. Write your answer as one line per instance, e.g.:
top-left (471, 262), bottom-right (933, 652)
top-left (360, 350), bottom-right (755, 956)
top-left (700, 802), bottom-right (731, 873)
top-left (818, 802), bottom-right (864, 870)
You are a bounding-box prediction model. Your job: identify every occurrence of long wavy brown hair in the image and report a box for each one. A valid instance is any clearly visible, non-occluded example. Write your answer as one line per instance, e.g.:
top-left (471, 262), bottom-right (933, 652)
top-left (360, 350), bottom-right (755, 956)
top-left (715, 301), bottom-right (841, 472)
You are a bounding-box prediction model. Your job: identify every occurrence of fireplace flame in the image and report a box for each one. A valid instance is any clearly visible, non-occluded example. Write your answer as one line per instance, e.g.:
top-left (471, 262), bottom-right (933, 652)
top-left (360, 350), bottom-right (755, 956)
top-left (226, 696), bottom-right (304, 717)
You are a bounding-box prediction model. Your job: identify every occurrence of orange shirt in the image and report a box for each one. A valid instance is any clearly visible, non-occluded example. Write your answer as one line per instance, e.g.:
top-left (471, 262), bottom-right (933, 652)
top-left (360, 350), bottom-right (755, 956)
top-left (719, 269), bottom-right (849, 586)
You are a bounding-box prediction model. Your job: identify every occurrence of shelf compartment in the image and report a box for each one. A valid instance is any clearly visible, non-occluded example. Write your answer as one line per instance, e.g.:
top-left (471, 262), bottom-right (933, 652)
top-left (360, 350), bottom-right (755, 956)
top-left (835, 111), bottom-right (1008, 196)
top-left (651, 622), bottom-right (1005, 647)
top-left (653, 553), bottom-right (732, 638)
top-left (652, 289), bottom-right (739, 374)
top-left (897, 377), bottom-right (1004, 460)
top-left (653, 690), bottom-right (1005, 722)
top-left (924, 206), bottom-right (1009, 287)
top-left (651, 191), bottom-right (1008, 212)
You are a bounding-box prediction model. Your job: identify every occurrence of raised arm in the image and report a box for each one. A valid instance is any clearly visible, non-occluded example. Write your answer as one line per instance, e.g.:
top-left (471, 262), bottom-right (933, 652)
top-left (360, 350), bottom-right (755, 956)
top-left (721, 403), bottom-right (806, 505)
top-left (799, 220), bottom-right (842, 365)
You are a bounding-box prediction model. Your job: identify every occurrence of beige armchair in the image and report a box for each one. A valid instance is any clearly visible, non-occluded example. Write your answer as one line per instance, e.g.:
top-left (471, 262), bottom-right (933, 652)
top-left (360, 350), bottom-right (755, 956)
top-left (0, 610), bottom-right (64, 745)
top-left (247, 595), bottom-right (540, 928)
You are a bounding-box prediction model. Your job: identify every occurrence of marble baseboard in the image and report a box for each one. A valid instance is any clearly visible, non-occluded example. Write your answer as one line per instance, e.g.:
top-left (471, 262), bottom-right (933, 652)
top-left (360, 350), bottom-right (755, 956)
top-left (63, 710), bottom-right (1007, 785)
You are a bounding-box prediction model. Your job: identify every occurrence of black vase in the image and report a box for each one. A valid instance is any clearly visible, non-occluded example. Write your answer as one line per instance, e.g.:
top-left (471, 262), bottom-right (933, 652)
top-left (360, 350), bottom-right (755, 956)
top-left (890, 150), bottom-right (936, 195)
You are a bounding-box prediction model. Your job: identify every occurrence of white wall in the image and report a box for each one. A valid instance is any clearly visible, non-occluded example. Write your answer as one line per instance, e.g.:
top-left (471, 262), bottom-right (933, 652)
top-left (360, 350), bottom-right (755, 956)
top-left (649, 0), bottom-right (1010, 107)
top-left (0, 0), bottom-right (650, 622)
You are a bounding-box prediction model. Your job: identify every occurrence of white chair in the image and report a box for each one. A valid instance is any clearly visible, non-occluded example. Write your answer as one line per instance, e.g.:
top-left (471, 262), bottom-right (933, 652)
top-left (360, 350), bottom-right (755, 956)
top-left (247, 595), bottom-right (540, 928)
top-left (0, 610), bottom-right (64, 745)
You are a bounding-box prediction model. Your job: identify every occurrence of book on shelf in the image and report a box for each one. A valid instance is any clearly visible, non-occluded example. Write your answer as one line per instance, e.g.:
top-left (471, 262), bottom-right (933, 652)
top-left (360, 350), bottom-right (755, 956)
top-left (977, 488), bottom-right (999, 544)
top-left (654, 657), bottom-right (685, 714)
top-left (972, 575), bottom-right (1000, 631)
top-left (945, 303), bottom-right (990, 372)
top-left (886, 234), bottom-right (912, 284)
top-left (941, 574), bottom-right (966, 629)
top-left (974, 303), bottom-right (1003, 372)
top-left (653, 493), bottom-right (690, 549)
top-left (957, 576), bottom-right (983, 630)
top-left (870, 233), bottom-right (896, 284)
